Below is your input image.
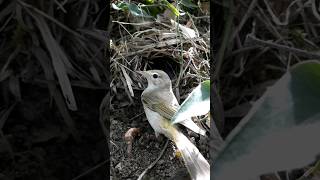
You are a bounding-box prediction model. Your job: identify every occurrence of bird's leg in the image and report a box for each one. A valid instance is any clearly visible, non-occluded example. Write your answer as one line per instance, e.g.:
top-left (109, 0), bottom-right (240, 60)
top-left (154, 131), bottom-right (160, 138)
top-left (155, 131), bottom-right (168, 143)
top-left (146, 131), bottom-right (165, 144)
top-left (155, 132), bottom-right (160, 138)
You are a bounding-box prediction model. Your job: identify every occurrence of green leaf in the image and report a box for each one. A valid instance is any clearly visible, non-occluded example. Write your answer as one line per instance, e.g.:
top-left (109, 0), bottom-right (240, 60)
top-left (143, 6), bottom-right (163, 18)
top-left (144, 0), bottom-right (155, 5)
top-left (212, 61), bottom-right (320, 180)
top-left (172, 80), bottom-right (210, 124)
top-left (127, 3), bottom-right (152, 17)
top-left (161, 0), bottom-right (180, 16)
top-left (112, 2), bottom-right (153, 18)
top-left (111, 2), bottom-right (128, 11)
top-left (179, 0), bottom-right (198, 8)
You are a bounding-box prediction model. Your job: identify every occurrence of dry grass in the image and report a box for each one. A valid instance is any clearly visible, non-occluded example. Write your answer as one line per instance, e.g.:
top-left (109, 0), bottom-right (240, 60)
top-left (109, 4), bottom-right (210, 102)
top-left (0, 0), bottom-right (107, 137)
top-left (214, 0), bottom-right (320, 179)
top-left (214, 0), bottom-right (320, 114)
top-left (0, 1), bottom-right (107, 179)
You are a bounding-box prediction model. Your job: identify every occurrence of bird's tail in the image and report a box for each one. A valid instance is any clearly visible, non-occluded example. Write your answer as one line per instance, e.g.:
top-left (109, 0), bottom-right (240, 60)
top-left (172, 129), bottom-right (210, 180)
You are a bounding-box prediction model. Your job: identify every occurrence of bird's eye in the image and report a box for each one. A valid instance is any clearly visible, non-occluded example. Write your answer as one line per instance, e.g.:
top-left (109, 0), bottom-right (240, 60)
top-left (152, 73), bottom-right (158, 78)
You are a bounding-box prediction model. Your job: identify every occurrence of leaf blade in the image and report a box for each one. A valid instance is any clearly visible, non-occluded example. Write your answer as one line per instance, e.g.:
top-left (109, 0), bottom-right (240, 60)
top-left (29, 13), bottom-right (78, 110)
top-left (172, 80), bottom-right (210, 124)
top-left (212, 61), bottom-right (320, 180)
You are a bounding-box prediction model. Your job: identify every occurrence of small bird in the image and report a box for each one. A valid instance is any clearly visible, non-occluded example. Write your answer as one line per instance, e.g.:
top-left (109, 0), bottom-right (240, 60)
top-left (137, 69), bottom-right (210, 180)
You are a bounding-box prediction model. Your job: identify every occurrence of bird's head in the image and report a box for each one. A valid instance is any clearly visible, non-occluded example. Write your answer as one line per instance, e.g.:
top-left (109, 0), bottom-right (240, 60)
top-left (137, 70), bottom-right (172, 90)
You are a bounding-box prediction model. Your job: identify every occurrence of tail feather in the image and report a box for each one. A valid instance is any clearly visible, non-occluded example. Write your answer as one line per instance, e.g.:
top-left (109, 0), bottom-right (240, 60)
top-left (179, 119), bottom-right (207, 136)
top-left (173, 130), bottom-right (210, 180)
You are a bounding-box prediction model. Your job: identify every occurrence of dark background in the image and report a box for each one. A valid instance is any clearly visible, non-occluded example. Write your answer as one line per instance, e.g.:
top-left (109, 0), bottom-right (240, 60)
top-left (0, 0), bottom-right (108, 179)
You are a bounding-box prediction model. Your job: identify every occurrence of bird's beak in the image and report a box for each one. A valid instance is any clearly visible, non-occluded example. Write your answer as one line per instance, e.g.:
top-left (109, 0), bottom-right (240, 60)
top-left (136, 71), bottom-right (148, 77)
top-left (136, 71), bottom-right (148, 81)
top-left (136, 71), bottom-right (148, 87)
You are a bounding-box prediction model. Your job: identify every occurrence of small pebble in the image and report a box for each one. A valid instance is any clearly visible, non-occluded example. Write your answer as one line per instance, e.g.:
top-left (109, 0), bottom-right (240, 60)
top-left (115, 162), bottom-right (123, 171)
top-left (190, 137), bottom-right (196, 144)
top-left (158, 160), bottom-right (165, 165)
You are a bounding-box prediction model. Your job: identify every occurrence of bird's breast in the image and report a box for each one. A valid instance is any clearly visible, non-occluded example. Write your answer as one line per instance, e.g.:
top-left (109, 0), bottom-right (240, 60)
top-left (143, 106), bottom-right (171, 137)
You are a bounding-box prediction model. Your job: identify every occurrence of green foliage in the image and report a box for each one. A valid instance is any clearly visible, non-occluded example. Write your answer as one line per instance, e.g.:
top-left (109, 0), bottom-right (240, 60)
top-left (172, 80), bottom-right (210, 124)
top-left (179, 0), bottom-right (198, 9)
top-left (112, 2), bottom-right (153, 18)
top-left (212, 61), bottom-right (320, 180)
top-left (160, 0), bottom-right (180, 16)
top-left (112, 0), bottom-right (199, 18)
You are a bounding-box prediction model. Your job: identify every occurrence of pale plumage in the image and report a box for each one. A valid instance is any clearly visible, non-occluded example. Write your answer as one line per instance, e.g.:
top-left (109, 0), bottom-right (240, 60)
top-left (138, 70), bottom-right (210, 180)
top-left (139, 70), bottom-right (206, 136)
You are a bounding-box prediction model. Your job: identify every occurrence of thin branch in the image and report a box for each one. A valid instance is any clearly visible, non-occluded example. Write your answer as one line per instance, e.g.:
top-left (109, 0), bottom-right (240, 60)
top-left (72, 160), bottom-right (108, 180)
top-left (246, 35), bottom-right (320, 59)
top-left (137, 139), bottom-right (169, 180)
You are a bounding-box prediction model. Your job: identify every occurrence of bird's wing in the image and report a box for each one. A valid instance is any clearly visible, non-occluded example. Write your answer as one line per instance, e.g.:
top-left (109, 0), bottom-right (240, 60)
top-left (141, 94), bottom-right (176, 120)
top-left (142, 94), bottom-right (207, 136)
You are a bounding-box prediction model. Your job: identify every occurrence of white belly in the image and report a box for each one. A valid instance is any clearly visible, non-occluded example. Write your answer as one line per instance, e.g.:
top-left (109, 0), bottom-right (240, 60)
top-left (143, 105), bottom-right (167, 136)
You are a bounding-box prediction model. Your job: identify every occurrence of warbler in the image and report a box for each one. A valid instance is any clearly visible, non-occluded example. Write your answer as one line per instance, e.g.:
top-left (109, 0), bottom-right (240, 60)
top-left (137, 70), bottom-right (210, 180)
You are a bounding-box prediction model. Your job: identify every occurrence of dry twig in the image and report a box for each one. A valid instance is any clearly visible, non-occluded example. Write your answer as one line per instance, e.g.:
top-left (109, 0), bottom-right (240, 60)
top-left (137, 140), bottom-right (169, 180)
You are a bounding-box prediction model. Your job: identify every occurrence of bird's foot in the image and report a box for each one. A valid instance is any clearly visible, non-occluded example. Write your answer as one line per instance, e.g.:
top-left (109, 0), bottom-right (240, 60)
top-left (146, 132), bottom-right (165, 141)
